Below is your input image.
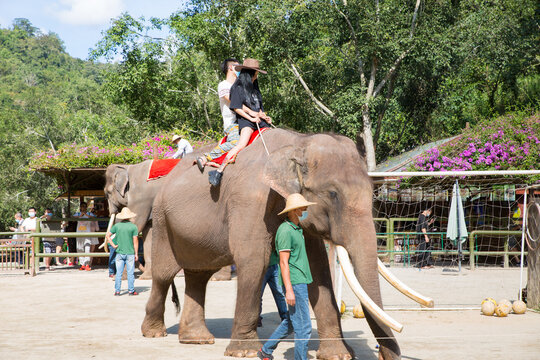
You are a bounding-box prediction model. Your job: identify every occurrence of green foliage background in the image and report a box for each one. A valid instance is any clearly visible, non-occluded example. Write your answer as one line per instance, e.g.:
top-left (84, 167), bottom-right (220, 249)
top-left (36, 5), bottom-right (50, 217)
top-left (1, 1), bottom-right (539, 230)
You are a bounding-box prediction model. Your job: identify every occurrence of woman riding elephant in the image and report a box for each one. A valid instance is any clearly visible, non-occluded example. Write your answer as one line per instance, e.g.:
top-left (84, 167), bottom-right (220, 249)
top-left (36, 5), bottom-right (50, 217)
top-left (208, 58), bottom-right (272, 186)
top-left (141, 129), bottom-right (418, 360)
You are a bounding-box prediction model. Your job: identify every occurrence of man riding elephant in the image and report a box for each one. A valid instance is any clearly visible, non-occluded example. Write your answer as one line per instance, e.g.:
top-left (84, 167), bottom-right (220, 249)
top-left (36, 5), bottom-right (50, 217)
top-left (141, 128), bottom-right (420, 360)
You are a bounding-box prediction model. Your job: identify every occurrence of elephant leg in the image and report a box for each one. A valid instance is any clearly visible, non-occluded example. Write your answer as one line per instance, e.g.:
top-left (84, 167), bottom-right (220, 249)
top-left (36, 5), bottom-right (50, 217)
top-left (141, 222), bottom-right (181, 338)
top-left (225, 235), bottom-right (269, 358)
top-left (306, 236), bottom-right (353, 360)
top-left (178, 269), bottom-right (216, 344)
top-left (139, 226), bottom-right (153, 280)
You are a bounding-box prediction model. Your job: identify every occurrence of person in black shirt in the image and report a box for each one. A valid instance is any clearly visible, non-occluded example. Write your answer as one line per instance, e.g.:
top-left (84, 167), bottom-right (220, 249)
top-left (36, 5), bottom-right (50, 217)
top-left (416, 207), bottom-right (434, 268)
top-left (208, 58), bottom-right (272, 186)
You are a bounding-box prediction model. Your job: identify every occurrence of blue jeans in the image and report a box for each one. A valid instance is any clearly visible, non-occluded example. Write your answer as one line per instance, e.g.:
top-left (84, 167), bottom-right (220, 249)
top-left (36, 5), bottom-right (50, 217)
top-left (108, 246), bottom-right (117, 276)
top-left (115, 254), bottom-right (135, 293)
top-left (262, 283), bottom-right (312, 360)
top-left (260, 264), bottom-right (288, 321)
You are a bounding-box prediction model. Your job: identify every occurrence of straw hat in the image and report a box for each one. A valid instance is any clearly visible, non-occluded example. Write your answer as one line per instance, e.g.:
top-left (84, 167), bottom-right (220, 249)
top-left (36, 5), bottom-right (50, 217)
top-left (116, 207), bottom-right (137, 220)
top-left (278, 193), bottom-right (317, 215)
top-left (235, 58), bottom-right (267, 74)
top-left (172, 135), bottom-right (182, 143)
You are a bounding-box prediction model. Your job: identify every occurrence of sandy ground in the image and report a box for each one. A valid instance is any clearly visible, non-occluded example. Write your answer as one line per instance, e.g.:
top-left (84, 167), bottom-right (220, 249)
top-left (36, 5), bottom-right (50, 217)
top-left (0, 266), bottom-right (539, 360)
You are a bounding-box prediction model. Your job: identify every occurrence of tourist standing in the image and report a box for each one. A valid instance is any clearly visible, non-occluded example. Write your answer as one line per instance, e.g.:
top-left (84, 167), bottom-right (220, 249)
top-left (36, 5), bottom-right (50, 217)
top-left (74, 202), bottom-right (98, 271)
top-left (416, 207), bottom-right (434, 269)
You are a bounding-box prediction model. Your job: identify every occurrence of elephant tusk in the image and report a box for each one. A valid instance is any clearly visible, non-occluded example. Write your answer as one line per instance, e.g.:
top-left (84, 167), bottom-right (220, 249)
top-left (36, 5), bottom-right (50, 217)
top-left (98, 213), bottom-right (116, 252)
top-left (335, 245), bottom-right (403, 333)
top-left (377, 259), bottom-right (434, 308)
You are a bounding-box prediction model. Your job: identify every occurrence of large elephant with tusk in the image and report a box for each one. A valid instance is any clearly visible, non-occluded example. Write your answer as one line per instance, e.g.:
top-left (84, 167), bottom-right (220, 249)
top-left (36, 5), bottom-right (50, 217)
top-left (142, 129), bottom-right (433, 359)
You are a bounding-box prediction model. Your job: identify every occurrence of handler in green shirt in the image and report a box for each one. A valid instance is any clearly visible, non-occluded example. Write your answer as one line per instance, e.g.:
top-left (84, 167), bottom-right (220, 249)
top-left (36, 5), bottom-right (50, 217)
top-left (106, 207), bottom-right (139, 296)
top-left (259, 193), bottom-right (316, 360)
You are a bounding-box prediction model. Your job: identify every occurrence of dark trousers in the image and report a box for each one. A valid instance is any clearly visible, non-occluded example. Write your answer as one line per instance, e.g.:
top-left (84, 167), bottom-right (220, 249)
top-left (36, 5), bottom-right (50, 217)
top-left (108, 245), bottom-right (117, 275)
top-left (416, 238), bottom-right (432, 267)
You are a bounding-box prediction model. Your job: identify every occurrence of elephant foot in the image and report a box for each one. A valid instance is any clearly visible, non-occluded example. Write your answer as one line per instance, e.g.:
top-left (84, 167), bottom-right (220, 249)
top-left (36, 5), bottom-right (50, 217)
top-left (211, 266), bottom-right (232, 281)
top-left (224, 340), bottom-right (261, 358)
top-left (178, 327), bottom-right (215, 344)
top-left (139, 271), bottom-right (152, 280)
top-left (316, 339), bottom-right (353, 360)
top-left (141, 317), bottom-right (167, 338)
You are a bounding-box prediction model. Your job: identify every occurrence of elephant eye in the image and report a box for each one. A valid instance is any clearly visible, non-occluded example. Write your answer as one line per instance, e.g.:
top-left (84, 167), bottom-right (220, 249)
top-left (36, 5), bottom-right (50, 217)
top-left (329, 191), bottom-right (338, 200)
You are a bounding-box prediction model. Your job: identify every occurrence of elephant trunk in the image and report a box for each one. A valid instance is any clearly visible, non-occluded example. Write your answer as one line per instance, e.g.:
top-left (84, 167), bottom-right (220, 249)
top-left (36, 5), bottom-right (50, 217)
top-left (339, 222), bottom-right (401, 360)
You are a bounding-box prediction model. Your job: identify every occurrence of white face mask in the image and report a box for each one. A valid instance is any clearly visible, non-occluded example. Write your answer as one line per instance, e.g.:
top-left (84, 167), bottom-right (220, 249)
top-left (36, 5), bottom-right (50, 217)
top-left (28, 211), bottom-right (36, 217)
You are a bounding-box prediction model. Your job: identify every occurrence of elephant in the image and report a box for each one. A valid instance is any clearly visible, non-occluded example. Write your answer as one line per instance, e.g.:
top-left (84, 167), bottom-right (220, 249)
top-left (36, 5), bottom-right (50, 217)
top-left (142, 128), bottom-right (426, 359)
top-left (104, 145), bottom-right (234, 281)
top-left (104, 160), bottom-right (164, 279)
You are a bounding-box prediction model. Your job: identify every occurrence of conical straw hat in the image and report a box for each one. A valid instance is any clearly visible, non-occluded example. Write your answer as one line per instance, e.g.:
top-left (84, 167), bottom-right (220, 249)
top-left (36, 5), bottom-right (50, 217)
top-left (116, 207), bottom-right (137, 220)
top-left (278, 193), bottom-right (317, 215)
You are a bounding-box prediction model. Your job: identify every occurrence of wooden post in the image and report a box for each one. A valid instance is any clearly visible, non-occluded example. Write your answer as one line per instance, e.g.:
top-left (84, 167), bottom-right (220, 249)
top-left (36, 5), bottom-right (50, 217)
top-left (34, 219), bottom-right (41, 274)
top-left (153, 143), bottom-right (158, 160)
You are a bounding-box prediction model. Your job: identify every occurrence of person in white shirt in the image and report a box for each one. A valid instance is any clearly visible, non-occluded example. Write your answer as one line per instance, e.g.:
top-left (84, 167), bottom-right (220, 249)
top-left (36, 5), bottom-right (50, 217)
top-left (21, 207), bottom-right (38, 233)
top-left (74, 202), bottom-right (98, 271)
top-left (196, 58), bottom-right (244, 171)
top-left (171, 135), bottom-right (194, 159)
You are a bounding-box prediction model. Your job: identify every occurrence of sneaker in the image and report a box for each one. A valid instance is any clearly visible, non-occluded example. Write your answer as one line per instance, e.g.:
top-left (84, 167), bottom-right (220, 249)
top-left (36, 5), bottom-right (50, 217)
top-left (128, 291), bottom-right (139, 296)
top-left (85, 266), bottom-right (92, 271)
top-left (257, 349), bottom-right (273, 360)
top-left (109, 274), bottom-right (115, 278)
top-left (114, 292), bottom-right (120, 296)
top-left (208, 170), bottom-right (223, 186)
top-left (79, 265), bottom-right (87, 271)
top-left (196, 156), bottom-right (206, 172)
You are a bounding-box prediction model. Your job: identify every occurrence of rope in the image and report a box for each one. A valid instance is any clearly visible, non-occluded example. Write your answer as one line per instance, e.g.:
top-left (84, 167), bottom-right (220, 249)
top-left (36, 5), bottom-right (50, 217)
top-left (256, 121), bottom-right (270, 156)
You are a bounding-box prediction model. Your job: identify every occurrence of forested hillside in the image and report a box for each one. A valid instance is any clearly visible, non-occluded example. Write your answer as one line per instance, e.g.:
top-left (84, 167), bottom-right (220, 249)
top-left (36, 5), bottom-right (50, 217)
top-left (0, 19), bottom-right (144, 229)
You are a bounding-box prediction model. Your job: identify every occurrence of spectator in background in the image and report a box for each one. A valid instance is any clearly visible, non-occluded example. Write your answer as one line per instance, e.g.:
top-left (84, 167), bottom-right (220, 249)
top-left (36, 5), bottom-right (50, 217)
top-left (9, 212), bottom-right (24, 264)
top-left (9, 212), bottom-right (24, 240)
top-left (171, 135), bottom-right (193, 159)
top-left (40, 208), bottom-right (56, 271)
top-left (74, 202), bottom-right (98, 271)
top-left (415, 207), bottom-right (435, 269)
top-left (21, 207), bottom-right (38, 233)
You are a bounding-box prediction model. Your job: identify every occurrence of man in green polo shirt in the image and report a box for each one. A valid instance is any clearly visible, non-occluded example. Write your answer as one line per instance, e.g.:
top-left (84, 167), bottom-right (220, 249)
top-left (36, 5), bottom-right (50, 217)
top-left (106, 207), bottom-right (139, 296)
top-left (258, 193), bottom-right (316, 360)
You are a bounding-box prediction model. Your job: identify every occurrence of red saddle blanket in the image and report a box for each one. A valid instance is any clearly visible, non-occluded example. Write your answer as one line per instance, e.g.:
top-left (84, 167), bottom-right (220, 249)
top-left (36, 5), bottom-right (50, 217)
top-left (147, 159), bottom-right (181, 181)
top-left (209, 127), bottom-right (271, 167)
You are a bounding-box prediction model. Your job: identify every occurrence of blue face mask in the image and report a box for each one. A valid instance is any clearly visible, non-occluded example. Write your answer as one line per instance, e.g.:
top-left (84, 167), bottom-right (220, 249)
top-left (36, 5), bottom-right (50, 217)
top-left (299, 210), bottom-right (308, 221)
top-left (235, 71), bottom-right (241, 77)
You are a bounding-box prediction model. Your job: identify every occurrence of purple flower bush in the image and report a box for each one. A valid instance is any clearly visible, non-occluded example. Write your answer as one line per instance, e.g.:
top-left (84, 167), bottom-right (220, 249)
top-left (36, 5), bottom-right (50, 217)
top-left (410, 113), bottom-right (539, 172)
top-left (30, 132), bottom-right (212, 170)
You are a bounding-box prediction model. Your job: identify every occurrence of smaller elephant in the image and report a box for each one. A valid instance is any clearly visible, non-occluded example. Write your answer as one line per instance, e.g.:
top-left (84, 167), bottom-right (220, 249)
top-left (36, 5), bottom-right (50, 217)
top-left (105, 160), bottom-right (164, 279)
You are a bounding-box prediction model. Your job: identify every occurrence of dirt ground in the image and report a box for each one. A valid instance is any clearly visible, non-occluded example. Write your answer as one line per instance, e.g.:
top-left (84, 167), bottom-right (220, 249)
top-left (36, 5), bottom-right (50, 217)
top-left (0, 266), bottom-right (538, 360)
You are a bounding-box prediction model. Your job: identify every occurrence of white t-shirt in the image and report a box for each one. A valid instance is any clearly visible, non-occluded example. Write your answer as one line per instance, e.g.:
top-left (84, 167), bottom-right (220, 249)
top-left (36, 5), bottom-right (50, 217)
top-left (172, 139), bottom-right (194, 159)
top-left (21, 217), bottom-right (37, 232)
top-left (218, 80), bottom-right (236, 131)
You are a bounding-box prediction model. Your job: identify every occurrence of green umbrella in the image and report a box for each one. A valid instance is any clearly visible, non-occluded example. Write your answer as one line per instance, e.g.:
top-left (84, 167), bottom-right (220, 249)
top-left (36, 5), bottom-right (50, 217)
top-left (447, 180), bottom-right (468, 271)
top-left (447, 181), bottom-right (468, 245)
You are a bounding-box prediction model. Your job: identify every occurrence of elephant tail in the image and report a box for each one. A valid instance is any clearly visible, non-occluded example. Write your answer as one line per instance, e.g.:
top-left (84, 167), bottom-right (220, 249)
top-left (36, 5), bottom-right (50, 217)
top-left (171, 280), bottom-right (181, 315)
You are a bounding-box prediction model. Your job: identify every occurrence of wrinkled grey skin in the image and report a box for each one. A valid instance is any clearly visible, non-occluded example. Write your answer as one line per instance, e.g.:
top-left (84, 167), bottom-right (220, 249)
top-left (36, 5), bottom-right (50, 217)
top-left (142, 129), bottom-right (401, 360)
top-left (104, 160), bottom-right (165, 279)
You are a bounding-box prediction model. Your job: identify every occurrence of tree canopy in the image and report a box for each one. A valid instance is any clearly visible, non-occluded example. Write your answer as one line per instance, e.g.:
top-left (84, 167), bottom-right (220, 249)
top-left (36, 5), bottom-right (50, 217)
top-left (0, 1), bottom-right (538, 229)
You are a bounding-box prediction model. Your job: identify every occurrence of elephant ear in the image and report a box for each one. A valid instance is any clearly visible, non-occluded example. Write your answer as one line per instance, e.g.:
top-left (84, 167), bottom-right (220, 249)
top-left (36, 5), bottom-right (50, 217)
top-left (263, 145), bottom-right (306, 199)
top-left (114, 166), bottom-right (129, 198)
